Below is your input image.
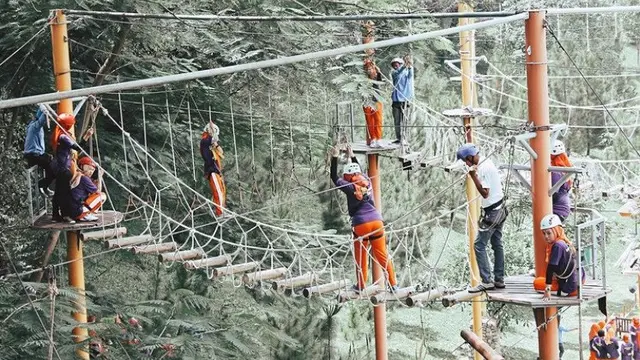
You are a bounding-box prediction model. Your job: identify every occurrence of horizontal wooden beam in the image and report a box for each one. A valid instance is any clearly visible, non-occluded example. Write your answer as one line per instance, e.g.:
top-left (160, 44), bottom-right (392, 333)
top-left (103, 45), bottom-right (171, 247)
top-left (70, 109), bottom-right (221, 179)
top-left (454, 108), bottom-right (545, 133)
top-left (158, 248), bottom-right (205, 263)
top-left (303, 279), bottom-right (352, 298)
top-left (370, 286), bottom-right (418, 305)
top-left (242, 267), bottom-right (288, 285)
top-left (131, 242), bottom-right (176, 255)
top-left (272, 273), bottom-right (317, 292)
top-left (81, 227), bottom-right (127, 241)
top-left (337, 283), bottom-right (383, 303)
top-left (104, 234), bottom-right (153, 249)
top-left (442, 290), bottom-right (481, 307)
top-left (210, 262), bottom-right (260, 278)
top-left (183, 255), bottom-right (231, 270)
top-left (406, 288), bottom-right (443, 307)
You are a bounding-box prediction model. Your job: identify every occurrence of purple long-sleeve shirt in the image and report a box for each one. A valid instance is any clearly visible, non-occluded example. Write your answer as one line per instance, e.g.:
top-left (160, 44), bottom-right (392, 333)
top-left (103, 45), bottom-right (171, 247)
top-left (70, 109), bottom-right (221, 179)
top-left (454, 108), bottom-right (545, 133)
top-left (606, 338), bottom-right (621, 359)
top-left (70, 175), bottom-right (97, 217)
top-left (199, 134), bottom-right (221, 176)
top-left (331, 157), bottom-right (382, 226)
top-left (52, 134), bottom-right (77, 174)
top-left (552, 172), bottom-right (571, 220)
top-left (622, 342), bottom-right (633, 360)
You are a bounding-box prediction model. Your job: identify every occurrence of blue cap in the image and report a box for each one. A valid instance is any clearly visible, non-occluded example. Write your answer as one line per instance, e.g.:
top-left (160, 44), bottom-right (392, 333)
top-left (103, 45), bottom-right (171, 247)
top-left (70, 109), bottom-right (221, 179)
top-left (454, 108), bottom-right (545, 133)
top-left (456, 143), bottom-right (479, 160)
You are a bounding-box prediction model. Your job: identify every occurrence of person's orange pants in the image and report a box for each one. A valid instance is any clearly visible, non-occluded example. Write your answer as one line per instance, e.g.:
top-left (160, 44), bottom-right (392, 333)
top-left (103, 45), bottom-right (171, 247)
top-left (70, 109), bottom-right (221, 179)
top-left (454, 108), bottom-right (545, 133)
top-left (363, 102), bottom-right (383, 144)
top-left (533, 277), bottom-right (578, 296)
top-left (77, 192), bottom-right (106, 220)
top-left (207, 172), bottom-right (227, 216)
top-left (353, 220), bottom-right (397, 289)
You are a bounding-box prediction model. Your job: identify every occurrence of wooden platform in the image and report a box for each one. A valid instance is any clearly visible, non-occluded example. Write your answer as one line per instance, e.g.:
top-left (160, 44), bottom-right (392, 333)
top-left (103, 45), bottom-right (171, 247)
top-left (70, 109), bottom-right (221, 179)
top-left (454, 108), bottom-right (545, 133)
top-left (350, 140), bottom-right (400, 155)
top-left (31, 211), bottom-right (124, 231)
top-left (450, 275), bottom-right (610, 308)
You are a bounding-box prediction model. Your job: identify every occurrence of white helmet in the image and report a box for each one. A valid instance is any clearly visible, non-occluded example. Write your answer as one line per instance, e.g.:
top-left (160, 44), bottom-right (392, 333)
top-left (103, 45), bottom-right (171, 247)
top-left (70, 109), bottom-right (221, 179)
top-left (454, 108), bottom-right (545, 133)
top-left (391, 57), bottom-right (404, 65)
top-left (540, 214), bottom-right (562, 230)
top-left (205, 122), bottom-right (220, 139)
top-left (343, 162), bottom-right (361, 175)
top-left (551, 140), bottom-right (565, 156)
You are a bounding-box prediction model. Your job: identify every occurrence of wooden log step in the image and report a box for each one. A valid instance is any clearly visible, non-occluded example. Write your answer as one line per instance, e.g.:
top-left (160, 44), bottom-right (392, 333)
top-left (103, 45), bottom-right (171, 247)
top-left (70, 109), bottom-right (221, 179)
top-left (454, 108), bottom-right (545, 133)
top-left (337, 283), bottom-right (383, 303)
top-left (81, 227), bottom-right (127, 241)
top-left (131, 242), bottom-right (177, 255)
top-left (242, 267), bottom-right (288, 285)
top-left (272, 273), bottom-right (316, 292)
top-left (210, 262), bottom-right (260, 278)
top-left (158, 248), bottom-right (205, 263)
top-left (183, 255), bottom-right (231, 270)
top-left (442, 290), bottom-right (481, 308)
top-left (303, 279), bottom-right (352, 298)
top-left (406, 289), bottom-right (443, 307)
top-left (104, 234), bottom-right (153, 249)
top-left (370, 285), bottom-right (419, 305)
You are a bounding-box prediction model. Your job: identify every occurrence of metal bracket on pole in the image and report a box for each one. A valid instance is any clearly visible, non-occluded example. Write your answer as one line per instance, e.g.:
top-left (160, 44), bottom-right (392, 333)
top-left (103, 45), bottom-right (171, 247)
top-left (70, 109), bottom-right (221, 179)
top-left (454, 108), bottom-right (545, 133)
top-left (499, 164), bottom-right (532, 190)
top-left (548, 123), bottom-right (568, 145)
top-left (511, 132), bottom-right (538, 159)
top-left (499, 164), bottom-right (582, 194)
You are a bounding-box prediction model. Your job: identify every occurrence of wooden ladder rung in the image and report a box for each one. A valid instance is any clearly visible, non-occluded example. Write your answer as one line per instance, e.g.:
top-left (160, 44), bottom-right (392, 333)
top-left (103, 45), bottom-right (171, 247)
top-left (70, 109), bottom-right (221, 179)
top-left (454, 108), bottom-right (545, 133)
top-left (337, 283), bottom-right (383, 303)
top-left (303, 279), bottom-right (352, 298)
top-left (81, 227), bottom-right (127, 241)
top-left (242, 267), bottom-right (288, 285)
top-left (104, 234), bottom-right (153, 249)
top-left (131, 242), bottom-right (177, 255)
top-left (210, 262), bottom-right (260, 278)
top-left (183, 255), bottom-right (231, 270)
top-left (442, 290), bottom-right (481, 308)
top-left (406, 289), bottom-right (443, 307)
top-left (370, 285), bottom-right (419, 305)
top-left (272, 273), bottom-right (317, 292)
top-left (158, 248), bottom-right (205, 263)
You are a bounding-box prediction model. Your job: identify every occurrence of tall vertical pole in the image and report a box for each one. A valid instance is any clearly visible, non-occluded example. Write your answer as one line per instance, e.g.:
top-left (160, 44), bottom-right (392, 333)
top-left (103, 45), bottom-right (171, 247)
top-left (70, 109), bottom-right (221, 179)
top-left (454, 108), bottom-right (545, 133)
top-left (525, 10), bottom-right (558, 360)
top-left (459, 4), bottom-right (483, 359)
top-left (51, 10), bottom-right (89, 360)
top-left (363, 20), bottom-right (387, 360)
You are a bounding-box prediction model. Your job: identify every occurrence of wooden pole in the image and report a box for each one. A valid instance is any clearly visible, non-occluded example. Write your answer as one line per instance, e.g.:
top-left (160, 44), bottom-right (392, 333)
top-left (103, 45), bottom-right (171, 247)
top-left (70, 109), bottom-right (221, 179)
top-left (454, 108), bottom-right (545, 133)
top-left (460, 330), bottom-right (505, 360)
top-left (51, 9), bottom-right (89, 359)
top-left (525, 10), bottom-right (559, 359)
top-left (459, 3), bottom-right (483, 358)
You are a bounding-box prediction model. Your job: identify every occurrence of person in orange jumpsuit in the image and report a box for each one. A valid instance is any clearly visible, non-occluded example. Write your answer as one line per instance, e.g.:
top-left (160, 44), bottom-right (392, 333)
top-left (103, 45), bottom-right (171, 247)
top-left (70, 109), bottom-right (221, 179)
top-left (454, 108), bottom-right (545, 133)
top-left (363, 59), bottom-right (383, 148)
top-left (200, 121), bottom-right (227, 218)
top-left (330, 144), bottom-right (397, 293)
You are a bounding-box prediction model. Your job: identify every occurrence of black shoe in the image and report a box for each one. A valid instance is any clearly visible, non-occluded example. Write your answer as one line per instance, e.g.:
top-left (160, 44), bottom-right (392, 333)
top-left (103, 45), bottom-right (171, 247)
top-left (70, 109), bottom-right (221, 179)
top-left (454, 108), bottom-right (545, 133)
top-left (392, 139), bottom-right (401, 144)
top-left (468, 282), bottom-right (496, 293)
top-left (494, 281), bottom-right (506, 289)
top-left (350, 285), bottom-right (363, 294)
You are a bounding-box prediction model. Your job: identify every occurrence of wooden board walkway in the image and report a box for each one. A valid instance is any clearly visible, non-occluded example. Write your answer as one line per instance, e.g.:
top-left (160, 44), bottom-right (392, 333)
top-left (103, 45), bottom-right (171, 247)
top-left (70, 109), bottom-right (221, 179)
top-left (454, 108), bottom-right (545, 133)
top-left (350, 140), bottom-right (400, 155)
top-left (31, 211), bottom-right (124, 231)
top-left (444, 275), bottom-right (610, 308)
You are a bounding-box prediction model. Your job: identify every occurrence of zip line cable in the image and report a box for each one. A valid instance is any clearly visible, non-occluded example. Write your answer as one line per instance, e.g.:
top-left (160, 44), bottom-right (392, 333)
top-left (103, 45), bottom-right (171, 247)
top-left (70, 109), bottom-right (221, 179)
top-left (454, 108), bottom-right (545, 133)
top-left (0, 24), bottom-right (48, 69)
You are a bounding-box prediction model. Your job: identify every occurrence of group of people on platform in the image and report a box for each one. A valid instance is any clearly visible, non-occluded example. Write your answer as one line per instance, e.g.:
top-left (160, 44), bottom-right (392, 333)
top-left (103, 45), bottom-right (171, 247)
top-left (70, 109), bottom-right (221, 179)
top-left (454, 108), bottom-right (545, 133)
top-left (24, 105), bottom-right (106, 223)
top-left (587, 317), bottom-right (640, 360)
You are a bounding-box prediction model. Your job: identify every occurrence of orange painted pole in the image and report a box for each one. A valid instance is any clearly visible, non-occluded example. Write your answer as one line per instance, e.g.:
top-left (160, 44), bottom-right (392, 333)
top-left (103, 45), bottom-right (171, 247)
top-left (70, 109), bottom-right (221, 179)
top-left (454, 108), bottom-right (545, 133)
top-left (459, 3), bottom-right (483, 360)
top-left (51, 10), bottom-right (89, 360)
top-left (525, 10), bottom-right (558, 360)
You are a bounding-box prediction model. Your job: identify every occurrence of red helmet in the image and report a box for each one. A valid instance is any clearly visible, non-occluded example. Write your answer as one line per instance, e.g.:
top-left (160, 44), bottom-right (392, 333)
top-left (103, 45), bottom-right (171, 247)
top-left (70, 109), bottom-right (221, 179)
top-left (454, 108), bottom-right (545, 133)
top-left (128, 317), bottom-right (139, 327)
top-left (78, 156), bottom-right (95, 168)
top-left (57, 113), bottom-right (75, 130)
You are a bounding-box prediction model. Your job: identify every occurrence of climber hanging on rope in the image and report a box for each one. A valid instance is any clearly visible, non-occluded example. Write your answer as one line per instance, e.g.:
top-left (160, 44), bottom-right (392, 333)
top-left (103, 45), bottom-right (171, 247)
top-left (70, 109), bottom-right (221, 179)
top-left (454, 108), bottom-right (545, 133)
top-left (330, 144), bottom-right (397, 293)
top-left (23, 104), bottom-right (55, 197)
top-left (200, 121), bottom-right (227, 218)
top-left (534, 214), bottom-right (586, 299)
top-left (51, 112), bottom-right (83, 223)
top-left (363, 59), bottom-right (383, 148)
top-left (551, 140), bottom-right (573, 222)
top-left (390, 55), bottom-right (414, 146)
top-left (457, 143), bottom-right (507, 293)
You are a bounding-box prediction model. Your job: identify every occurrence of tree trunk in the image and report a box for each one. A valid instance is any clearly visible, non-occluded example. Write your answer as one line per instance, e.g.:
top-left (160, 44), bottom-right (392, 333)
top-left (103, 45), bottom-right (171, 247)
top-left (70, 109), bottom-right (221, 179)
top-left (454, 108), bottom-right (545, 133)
top-left (31, 231), bottom-right (60, 282)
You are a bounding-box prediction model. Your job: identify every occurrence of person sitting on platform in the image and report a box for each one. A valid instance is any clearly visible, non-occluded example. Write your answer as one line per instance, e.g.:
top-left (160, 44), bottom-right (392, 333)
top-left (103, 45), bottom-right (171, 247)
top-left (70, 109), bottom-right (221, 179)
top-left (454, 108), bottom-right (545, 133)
top-left (330, 144), bottom-right (397, 293)
top-left (534, 214), bottom-right (585, 300)
top-left (551, 140), bottom-right (573, 222)
top-left (24, 104), bottom-right (55, 197)
top-left (69, 169), bottom-right (106, 222)
top-left (457, 143), bottom-right (507, 293)
top-left (78, 156), bottom-right (102, 191)
top-left (363, 59), bottom-right (384, 148)
top-left (200, 121), bottom-right (227, 218)
top-left (622, 334), bottom-right (634, 360)
top-left (51, 113), bottom-right (83, 223)
top-left (390, 55), bottom-right (413, 146)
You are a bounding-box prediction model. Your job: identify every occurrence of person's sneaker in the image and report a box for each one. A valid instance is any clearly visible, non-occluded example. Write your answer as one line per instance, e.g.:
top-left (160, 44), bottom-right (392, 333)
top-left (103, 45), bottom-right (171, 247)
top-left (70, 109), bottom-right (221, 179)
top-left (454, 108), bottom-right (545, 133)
top-left (388, 285), bottom-right (399, 293)
top-left (39, 187), bottom-right (54, 197)
top-left (468, 282), bottom-right (496, 293)
top-left (350, 285), bottom-right (363, 294)
top-left (494, 281), bottom-right (506, 289)
top-left (392, 139), bottom-right (401, 144)
top-left (78, 214), bottom-right (98, 222)
top-left (62, 216), bottom-right (76, 224)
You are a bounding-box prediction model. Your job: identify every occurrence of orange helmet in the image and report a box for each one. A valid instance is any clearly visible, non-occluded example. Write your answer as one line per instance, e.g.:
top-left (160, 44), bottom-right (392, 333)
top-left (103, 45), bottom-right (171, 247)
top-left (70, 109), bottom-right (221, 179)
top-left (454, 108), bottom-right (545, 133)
top-left (57, 113), bottom-right (75, 130)
top-left (78, 156), bottom-right (95, 168)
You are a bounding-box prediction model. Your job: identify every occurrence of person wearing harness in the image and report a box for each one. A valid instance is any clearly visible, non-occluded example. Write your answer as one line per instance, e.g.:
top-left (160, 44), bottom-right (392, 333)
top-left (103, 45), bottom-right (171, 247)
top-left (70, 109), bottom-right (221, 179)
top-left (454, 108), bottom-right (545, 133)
top-left (200, 121), bottom-right (227, 218)
top-left (390, 55), bottom-right (413, 146)
top-left (51, 113), bottom-right (83, 223)
top-left (551, 140), bottom-right (573, 222)
top-left (457, 144), bottom-right (507, 293)
top-left (534, 214), bottom-right (586, 299)
top-left (24, 104), bottom-right (55, 197)
top-left (330, 144), bottom-right (397, 293)
top-left (363, 59), bottom-right (384, 148)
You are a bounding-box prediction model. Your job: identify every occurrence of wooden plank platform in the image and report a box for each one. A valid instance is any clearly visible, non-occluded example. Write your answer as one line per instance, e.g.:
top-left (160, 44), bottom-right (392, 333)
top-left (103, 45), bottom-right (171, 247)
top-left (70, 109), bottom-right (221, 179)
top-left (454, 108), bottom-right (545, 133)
top-left (31, 211), bottom-right (124, 231)
top-left (350, 140), bottom-right (400, 155)
top-left (442, 107), bottom-right (493, 118)
top-left (448, 275), bottom-right (610, 308)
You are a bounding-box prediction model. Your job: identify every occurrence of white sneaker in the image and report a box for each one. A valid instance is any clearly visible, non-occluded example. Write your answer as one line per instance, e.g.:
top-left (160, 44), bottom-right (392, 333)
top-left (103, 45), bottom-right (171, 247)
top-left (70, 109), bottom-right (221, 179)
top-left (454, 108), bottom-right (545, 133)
top-left (369, 140), bottom-right (378, 148)
top-left (79, 214), bottom-right (98, 222)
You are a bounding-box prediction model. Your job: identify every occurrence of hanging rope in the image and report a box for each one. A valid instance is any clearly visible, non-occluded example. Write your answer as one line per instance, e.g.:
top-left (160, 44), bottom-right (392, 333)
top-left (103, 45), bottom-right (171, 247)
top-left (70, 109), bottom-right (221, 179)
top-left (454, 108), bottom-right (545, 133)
top-left (164, 93), bottom-right (178, 177)
top-left (187, 98), bottom-right (197, 183)
top-left (118, 92), bottom-right (130, 178)
top-left (141, 96), bottom-right (149, 173)
top-left (268, 92), bottom-right (276, 194)
top-left (46, 266), bottom-right (58, 360)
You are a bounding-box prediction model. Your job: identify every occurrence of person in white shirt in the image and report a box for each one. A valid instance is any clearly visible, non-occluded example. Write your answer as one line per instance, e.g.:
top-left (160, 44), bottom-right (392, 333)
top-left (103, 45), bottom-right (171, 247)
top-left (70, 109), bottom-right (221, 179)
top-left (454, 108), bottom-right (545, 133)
top-left (456, 143), bottom-right (508, 293)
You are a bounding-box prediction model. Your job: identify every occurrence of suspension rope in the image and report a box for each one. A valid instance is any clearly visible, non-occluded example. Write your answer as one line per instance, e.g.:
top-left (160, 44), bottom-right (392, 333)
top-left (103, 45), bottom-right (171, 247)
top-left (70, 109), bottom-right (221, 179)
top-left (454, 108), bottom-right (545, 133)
top-left (118, 92), bottom-right (129, 178)
top-left (165, 93), bottom-right (178, 177)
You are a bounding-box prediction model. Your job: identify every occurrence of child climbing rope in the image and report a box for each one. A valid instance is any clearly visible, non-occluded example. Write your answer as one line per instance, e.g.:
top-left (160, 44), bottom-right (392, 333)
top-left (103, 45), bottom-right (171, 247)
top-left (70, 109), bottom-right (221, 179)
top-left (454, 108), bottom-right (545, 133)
top-left (330, 144), bottom-right (397, 293)
top-left (51, 113), bottom-right (83, 223)
top-left (200, 121), bottom-right (227, 218)
top-left (390, 55), bottom-right (414, 146)
top-left (534, 214), bottom-right (586, 299)
top-left (23, 104), bottom-right (55, 197)
top-left (457, 143), bottom-right (507, 293)
top-left (363, 59), bottom-right (383, 148)
top-left (550, 140), bottom-right (573, 222)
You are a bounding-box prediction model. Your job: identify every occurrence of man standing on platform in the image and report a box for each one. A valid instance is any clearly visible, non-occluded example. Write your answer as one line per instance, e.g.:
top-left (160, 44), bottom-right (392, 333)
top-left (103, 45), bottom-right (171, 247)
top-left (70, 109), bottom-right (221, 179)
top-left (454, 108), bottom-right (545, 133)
top-left (390, 55), bottom-right (414, 146)
top-left (456, 143), bottom-right (508, 293)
